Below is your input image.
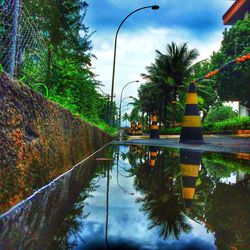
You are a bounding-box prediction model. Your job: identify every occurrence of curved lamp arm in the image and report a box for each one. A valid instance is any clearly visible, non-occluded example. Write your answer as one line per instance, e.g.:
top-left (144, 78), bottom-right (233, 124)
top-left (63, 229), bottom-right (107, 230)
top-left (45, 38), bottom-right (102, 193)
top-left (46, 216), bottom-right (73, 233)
top-left (109, 5), bottom-right (160, 125)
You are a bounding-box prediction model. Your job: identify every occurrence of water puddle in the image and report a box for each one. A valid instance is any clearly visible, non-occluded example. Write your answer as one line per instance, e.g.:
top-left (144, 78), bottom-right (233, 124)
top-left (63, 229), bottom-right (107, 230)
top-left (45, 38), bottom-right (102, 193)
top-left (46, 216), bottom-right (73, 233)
top-left (0, 144), bottom-right (250, 249)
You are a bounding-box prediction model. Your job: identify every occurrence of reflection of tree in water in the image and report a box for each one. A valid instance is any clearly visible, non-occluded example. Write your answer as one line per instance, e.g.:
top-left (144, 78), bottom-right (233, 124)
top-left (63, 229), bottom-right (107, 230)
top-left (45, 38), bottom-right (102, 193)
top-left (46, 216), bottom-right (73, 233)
top-left (137, 190), bottom-right (191, 239)
top-left (122, 146), bottom-right (250, 247)
top-left (125, 146), bottom-right (192, 240)
top-left (48, 148), bottom-right (115, 250)
top-left (201, 180), bottom-right (250, 249)
top-left (193, 152), bottom-right (250, 250)
top-left (48, 192), bottom-right (90, 250)
top-left (202, 152), bottom-right (250, 179)
top-left (120, 145), bottom-right (147, 167)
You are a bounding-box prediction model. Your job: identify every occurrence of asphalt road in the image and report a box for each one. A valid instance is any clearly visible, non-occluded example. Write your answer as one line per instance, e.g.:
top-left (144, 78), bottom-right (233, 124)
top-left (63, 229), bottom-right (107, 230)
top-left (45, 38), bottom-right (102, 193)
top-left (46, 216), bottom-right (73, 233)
top-left (114, 134), bottom-right (250, 154)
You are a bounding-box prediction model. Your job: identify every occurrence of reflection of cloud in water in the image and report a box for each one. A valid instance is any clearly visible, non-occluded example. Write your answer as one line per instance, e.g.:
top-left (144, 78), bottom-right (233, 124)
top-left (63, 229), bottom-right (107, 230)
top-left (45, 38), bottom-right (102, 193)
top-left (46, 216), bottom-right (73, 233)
top-left (75, 221), bottom-right (216, 250)
top-left (220, 172), bottom-right (237, 184)
top-left (70, 163), bottom-right (216, 250)
top-left (187, 218), bottom-right (216, 241)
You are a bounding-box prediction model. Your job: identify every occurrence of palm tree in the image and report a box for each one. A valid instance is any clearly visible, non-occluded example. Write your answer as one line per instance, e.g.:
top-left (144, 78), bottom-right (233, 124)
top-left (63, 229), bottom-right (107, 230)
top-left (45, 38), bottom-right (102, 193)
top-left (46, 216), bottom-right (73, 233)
top-left (157, 43), bottom-right (199, 98)
top-left (141, 42), bottom-right (199, 126)
top-left (128, 97), bottom-right (142, 123)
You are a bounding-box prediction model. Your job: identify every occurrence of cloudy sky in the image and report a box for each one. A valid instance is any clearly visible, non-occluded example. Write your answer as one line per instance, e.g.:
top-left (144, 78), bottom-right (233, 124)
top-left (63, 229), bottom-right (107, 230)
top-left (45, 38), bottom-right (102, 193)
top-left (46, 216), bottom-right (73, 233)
top-left (85, 0), bottom-right (232, 109)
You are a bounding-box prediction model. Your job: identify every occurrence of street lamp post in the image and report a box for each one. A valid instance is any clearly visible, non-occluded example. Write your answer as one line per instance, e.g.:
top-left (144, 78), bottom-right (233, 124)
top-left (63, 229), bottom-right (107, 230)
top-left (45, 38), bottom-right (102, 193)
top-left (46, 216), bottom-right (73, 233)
top-left (119, 95), bottom-right (133, 127)
top-left (109, 5), bottom-right (160, 125)
top-left (119, 80), bottom-right (139, 126)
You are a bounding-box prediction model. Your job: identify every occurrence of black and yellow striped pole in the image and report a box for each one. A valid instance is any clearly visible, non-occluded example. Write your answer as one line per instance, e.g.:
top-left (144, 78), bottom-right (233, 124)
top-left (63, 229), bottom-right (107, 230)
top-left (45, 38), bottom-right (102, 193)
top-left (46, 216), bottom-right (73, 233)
top-left (179, 53), bottom-right (250, 143)
top-left (180, 149), bottom-right (201, 209)
top-left (150, 111), bottom-right (160, 139)
top-left (179, 82), bottom-right (204, 144)
top-left (149, 146), bottom-right (158, 168)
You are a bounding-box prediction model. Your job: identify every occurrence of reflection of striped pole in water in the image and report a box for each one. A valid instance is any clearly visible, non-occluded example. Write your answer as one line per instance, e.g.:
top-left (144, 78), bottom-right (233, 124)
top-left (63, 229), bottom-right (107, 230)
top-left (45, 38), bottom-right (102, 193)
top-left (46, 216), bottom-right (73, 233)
top-left (149, 146), bottom-right (158, 168)
top-left (150, 111), bottom-right (160, 139)
top-left (180, 82), bottom-right (204, 144)
top-left (180, 149), bottom-right (201, 208)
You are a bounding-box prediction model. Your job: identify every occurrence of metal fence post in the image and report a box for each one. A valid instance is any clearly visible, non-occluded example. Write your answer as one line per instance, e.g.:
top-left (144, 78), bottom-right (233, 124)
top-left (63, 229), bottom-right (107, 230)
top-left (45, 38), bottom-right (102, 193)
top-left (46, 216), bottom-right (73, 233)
top-left (9, 0), bottom-right (19, 76)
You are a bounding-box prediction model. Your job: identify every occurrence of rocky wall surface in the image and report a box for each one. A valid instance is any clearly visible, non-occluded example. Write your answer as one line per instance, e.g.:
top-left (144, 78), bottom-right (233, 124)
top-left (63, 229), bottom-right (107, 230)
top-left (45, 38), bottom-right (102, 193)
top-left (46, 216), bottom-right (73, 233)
top-left (0, 72), bottom-right (112, 212)
top-left (0, 149), bottom-right (105, 249)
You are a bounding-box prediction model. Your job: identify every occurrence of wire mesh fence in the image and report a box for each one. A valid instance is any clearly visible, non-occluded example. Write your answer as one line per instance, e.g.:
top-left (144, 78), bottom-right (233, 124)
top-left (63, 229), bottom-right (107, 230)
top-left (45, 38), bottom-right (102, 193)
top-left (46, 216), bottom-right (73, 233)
top-left (0, 0), bottom-right (47, 84)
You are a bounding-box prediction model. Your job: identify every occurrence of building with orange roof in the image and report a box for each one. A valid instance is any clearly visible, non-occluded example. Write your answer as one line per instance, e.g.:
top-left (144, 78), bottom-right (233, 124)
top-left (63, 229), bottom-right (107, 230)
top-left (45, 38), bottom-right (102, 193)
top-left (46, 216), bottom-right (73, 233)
top-left (223, 0), bottom-right (250, 25)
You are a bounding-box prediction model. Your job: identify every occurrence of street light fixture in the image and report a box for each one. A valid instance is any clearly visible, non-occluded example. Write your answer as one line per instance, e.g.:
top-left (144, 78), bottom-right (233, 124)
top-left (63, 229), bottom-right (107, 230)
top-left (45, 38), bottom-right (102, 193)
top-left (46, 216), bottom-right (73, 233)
top-left (109, 5), bottom-right (160, 125)
top-left (119, 95), bottom-right (133, 126)
top-left (119, 80), bottom-right (139, 127)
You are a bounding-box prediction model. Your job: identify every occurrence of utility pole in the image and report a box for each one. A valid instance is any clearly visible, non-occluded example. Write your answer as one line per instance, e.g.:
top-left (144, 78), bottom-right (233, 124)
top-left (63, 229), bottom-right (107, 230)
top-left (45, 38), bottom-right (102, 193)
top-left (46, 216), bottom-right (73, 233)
top-left (9, 0), bottom-right (19, 76)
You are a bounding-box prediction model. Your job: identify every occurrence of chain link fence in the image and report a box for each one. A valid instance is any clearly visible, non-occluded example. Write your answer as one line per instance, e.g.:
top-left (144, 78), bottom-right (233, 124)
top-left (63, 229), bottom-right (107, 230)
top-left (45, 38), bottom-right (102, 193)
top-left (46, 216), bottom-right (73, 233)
top-left (0, 0), bottom-right (47, 83)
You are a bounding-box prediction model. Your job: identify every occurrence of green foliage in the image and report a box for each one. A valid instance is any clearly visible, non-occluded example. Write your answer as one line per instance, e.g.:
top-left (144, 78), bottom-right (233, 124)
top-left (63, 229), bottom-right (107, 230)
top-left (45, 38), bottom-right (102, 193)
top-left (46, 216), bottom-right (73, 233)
top-left (192, 60), bottom-right (220, 120)
top-left (13, 1), bottom-right (114, 132)
top-left (203, 116), bottom-right (250, 132)
top-left (211, 15), bottom-right (250, 107)
top-left (202, 152), bottom-right (250, 175)
top-left (157, 117), bottom-right (250, 134)
top-left (159, 127), bottom-right (181, 135)
top-left (137, 42), bottom-right (199, 128)
top-left (212, 117), bottom-right (250, 131)
top-left (19, 50), bottom-right (48, 88)
top-left (204, 105), bottom-right (237, 123)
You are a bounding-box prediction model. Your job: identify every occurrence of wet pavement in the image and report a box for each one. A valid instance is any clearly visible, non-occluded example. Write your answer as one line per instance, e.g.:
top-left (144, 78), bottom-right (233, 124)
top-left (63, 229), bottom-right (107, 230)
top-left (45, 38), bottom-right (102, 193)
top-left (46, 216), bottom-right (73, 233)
top-left (116, 134), bottom-right (250, 154)
top-left (0, 144), bottom-right (249, 250)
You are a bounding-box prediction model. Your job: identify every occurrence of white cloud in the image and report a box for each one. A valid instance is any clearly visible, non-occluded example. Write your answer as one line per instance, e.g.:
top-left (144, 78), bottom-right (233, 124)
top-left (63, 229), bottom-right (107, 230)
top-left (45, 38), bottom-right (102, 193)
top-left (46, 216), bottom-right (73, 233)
top-left (91, 26), bottom-right (223, 111)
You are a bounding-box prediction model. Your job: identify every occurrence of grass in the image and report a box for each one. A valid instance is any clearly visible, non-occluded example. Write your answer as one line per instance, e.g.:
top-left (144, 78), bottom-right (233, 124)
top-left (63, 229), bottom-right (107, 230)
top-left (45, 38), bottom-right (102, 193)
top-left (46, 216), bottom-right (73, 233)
top-left (48, 95), bottom-right (118, 136)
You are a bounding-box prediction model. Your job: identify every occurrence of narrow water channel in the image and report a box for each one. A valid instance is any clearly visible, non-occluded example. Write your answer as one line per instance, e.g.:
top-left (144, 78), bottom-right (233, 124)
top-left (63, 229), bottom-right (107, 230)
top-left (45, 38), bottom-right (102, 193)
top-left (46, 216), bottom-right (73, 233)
top-left (0, 144), bottom-right (250, 250)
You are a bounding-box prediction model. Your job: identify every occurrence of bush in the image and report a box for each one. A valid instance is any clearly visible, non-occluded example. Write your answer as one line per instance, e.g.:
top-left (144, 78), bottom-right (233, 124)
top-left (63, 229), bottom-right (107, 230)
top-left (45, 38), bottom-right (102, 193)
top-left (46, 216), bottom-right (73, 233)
top-left (157, 117), bottom-right (250, 135)
top-left (204, 105), bottom-right (237, 123)
top-left (212, 117), bottom-right (250, 131)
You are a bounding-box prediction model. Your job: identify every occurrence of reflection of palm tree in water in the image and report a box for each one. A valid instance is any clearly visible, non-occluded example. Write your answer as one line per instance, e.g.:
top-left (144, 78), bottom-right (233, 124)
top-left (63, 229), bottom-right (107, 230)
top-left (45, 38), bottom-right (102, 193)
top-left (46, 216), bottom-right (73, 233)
top-left (132, 147), bottom-right (191, 239)
top-left (137, 185), bottom-right (191, 240)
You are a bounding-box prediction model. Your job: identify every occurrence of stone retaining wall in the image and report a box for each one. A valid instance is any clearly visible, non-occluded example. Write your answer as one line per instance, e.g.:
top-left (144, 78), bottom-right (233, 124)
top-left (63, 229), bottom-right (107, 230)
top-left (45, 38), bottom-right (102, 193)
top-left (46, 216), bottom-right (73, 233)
top-left (0, 72), bottom-right (112, 212)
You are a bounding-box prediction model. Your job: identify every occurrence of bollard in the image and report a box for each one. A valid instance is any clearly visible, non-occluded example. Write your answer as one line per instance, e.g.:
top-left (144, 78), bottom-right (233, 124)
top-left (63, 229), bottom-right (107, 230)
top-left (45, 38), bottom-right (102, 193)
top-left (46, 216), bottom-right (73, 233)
top-left (134, 123), bottom-right (139, 135)
top-left (179, 82), bottom-right (204, 144)
top-left (150, 111), bottom-right (160, 139)
top-left (137, 122), bottom-right (143, 135)
top-left (180, 149), bottom-right (201, 209)
top-left (149, 146), bottom-right (158, 168)
top-left (131, 121), bottom-right (136, 135)
top-left (127, 121), bottom-right (135, 135)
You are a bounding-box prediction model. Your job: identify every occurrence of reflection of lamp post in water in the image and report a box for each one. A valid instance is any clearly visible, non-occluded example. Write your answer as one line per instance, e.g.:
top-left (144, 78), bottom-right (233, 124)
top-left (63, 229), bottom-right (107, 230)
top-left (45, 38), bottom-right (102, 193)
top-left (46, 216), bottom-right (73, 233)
top-left (105, 162), bottom-right (110, 249)
top-left (96, 157), bottom-right (112, 249)
top-left (116, 148), bottom-right (134, 195)
top-left (109, 5), bottom-right (160, 125)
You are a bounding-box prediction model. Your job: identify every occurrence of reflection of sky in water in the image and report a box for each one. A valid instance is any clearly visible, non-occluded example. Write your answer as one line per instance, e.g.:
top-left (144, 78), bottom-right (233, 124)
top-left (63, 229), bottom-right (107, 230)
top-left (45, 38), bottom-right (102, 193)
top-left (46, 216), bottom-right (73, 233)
top-left (220, 172), bottom-right (237, 184)
top-left (69, 147), bottom-right (216, 250)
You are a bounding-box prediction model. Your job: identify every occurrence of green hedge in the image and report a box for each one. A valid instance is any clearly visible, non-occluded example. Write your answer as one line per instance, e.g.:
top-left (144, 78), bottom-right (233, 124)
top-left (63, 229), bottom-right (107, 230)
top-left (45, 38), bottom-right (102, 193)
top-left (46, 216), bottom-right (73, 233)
top-left (157, 117), bottom-right (250, 135)
top-left (204, 117), bottom-right (250, 132)
top-left (159, 127), bottom-right (182, 135)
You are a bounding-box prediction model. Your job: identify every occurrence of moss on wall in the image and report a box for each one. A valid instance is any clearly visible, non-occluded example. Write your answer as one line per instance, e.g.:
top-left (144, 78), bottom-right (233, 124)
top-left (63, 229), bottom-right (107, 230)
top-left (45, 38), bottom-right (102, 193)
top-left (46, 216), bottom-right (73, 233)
top-left (0, 72), bottom-right (112, 212)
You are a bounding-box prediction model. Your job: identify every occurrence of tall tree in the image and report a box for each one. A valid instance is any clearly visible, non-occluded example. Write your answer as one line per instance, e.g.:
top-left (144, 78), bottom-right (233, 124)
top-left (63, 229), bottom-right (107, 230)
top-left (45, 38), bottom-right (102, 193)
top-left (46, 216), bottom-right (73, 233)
top-left (140, 42), bottom-right (199, 127)
top-left (211, 15), bottom-right (250, 108)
